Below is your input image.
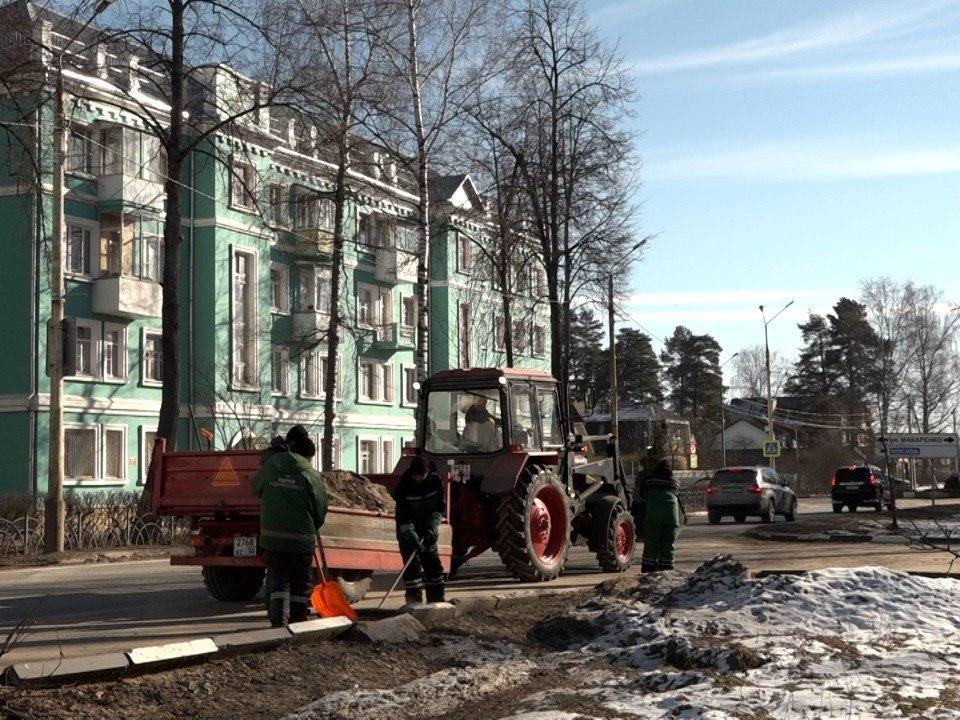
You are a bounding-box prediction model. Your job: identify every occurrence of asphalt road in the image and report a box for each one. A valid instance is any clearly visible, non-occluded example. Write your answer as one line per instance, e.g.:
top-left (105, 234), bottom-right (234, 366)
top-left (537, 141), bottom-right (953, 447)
top-left (1, 496), bottom-right (957, 665)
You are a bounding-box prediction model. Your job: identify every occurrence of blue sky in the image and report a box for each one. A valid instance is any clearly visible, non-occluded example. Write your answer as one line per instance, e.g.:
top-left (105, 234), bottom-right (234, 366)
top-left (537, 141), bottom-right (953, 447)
top-left (589, 0), bottom-right (960, 366)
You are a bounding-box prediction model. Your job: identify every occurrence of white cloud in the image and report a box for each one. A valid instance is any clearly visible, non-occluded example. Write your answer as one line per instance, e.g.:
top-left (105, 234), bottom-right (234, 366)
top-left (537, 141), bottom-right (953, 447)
top-left (632, 0), bottom-right (960, 75)
top-left (647, 138), bottom-right (960, 182)
top-left (756, 50), bottom-right (960, 81)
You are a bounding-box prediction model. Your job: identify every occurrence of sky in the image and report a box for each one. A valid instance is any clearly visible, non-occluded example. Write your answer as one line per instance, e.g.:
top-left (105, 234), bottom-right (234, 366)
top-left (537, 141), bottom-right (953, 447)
top-left (588, 0), bottom-right (960, 369)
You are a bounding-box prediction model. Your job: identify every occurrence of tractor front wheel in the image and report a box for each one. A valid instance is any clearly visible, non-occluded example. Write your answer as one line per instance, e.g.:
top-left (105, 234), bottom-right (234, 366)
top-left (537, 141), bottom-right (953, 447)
top-left (594, 498), bottom-right (636, 573)
top-left (495, 469), bottom-right (571, 582)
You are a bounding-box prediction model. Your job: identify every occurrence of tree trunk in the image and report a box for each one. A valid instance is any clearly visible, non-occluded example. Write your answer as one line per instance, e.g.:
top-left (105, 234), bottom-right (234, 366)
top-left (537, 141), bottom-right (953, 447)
top-left (407, 0), bottom-right (430, 379)
top-left (501, 265), bottom-right (513, 367)
top-left (144, 0), bottom-right (185, 508)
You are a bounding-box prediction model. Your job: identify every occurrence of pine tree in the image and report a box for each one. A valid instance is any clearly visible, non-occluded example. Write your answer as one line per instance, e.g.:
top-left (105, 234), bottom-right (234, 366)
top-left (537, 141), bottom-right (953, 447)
top-left (659, 326), bottom-right (723, 421)
top-left (615, 328), bottom-right (663, 404)
top-left (567, 308), bottom-right (605, 406)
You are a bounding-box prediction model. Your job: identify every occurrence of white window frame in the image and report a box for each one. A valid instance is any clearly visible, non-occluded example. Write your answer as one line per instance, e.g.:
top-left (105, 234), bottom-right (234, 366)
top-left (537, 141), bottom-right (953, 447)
top-left (68, 319), bottom-right (100, 381)
top-left (381, 438), bottom-right (395, 475)
top-left (401, 296), bottom-right (417, 328)
top-left (141, 328), bottom-right (163, 386)
top-left (301, 347), bottom-right (342, 400)
top-left (270, 263), bottom-right (290, 314)
top-left (458, 301), bottom-right (472, 369)
top-left (301, 347), bottom-right (321, 399)
top-left (102, 322), bottom-right (128, 382)
top-left (357, 436), bottom-right (380, 475)
top-left (101, 423), bottom-right (128, 485)
top-left (269, 183), bottom-right (289, 227)
top-left (139, 425), bottom-right (158, 486)
top-left (456, 232), bottom-right (473, 274)
top-left (532, 325), bottom-right (547, 358)
top-left (357, 358), bottom-right (394, 405)
top-left (494, 315), bottom-right (505, 352)
top-left (310, 433), bottom-right (342, 471)
top-left (64, 423), bottom-right (99, 485)
top-left (356, 283), bottom-right (378, 326)
top-left (231, 246), bottom-right (259, 390)
top-left (513, 319), bottom-right (530, 355)
top-left (65, 219), bottom-right (97, 279)
top-left (230, 156), bottom-right (257, 211)
top-left (271, 345), bottom-right (289, 396)
top-left (67, 125), bottom-right (94, 176)
top-left (299, 264), bottom-right (331, 313)
top-left (401, 364), bottom-right (418, 408)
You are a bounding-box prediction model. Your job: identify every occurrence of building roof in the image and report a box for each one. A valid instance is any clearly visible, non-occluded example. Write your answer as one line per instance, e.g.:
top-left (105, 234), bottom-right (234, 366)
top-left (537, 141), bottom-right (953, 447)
top-left (586, 401), bottom-right (688, 426)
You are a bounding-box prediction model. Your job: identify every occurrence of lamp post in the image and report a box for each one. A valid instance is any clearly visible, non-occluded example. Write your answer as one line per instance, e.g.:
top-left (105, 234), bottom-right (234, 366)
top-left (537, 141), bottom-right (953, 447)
top-left (45, 0), bottom-right (116, 553)
top-left (718, 352), bottom-right (739, 468)
top-left (759, 300), bottom-right (793, 470)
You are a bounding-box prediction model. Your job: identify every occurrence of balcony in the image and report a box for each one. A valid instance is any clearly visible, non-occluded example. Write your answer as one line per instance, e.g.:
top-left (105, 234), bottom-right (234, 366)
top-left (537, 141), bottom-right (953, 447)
top-left (97, 172), bottom-right (164, 212)
top-left (371, 322), bottom-right (416, 353)
top-left (292, 310), bottom-right (330, 343)
top-left (374, 247), bottom-right (418, 284)
top-left (294, 227), bottom-right (333, 255)
top-left (92, 274), bottom-right (162, 319)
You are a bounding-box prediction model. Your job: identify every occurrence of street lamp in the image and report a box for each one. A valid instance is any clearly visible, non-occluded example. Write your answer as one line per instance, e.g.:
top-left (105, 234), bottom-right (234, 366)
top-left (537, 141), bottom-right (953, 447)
top-left (45, 0), bottom-right (116, 553)
top-left (718, 352), bottom-right (739, 468)
top-left (759, 300), bottom-right (793, 470)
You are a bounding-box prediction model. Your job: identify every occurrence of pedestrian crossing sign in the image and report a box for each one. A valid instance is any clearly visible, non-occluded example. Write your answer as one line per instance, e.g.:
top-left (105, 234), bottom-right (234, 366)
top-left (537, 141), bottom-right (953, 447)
top-left (763, 439), bottom-right (781, 458)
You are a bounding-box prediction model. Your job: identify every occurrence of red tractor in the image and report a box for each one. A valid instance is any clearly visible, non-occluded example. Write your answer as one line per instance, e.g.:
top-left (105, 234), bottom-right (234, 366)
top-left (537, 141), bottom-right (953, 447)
top-left (386, 367), bottom-right (635, 581)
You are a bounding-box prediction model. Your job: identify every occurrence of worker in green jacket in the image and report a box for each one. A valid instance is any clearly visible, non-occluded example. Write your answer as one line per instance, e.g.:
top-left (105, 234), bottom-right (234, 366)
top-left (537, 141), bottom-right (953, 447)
top-left (252, 425), bottom-right (328, 627)
top-left (639, 458), bottom-right (681, 573)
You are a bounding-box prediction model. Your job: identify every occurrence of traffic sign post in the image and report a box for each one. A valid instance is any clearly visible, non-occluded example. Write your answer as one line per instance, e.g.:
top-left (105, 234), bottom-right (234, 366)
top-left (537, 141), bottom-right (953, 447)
top-left (877, 434), bottom-right (958, 459)
top-left (762, 439), bottom-right (781, 459)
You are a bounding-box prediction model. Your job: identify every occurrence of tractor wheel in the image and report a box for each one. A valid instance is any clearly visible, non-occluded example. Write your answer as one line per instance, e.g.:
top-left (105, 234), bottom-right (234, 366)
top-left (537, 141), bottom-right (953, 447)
top-left (202, 566), bottom-right (265, 602)
top-left (594, 498), bottom-right (636, 573)
top-left (495, 468), bottom-right (571, 582)
top-left (329, 569), bottom-right (374, 603)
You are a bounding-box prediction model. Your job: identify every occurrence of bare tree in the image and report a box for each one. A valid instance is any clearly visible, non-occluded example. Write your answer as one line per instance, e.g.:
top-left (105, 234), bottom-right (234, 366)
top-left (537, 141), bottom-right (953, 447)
top-left (732, 345), bottom-right (789, 399)
top-left (860, 277), bottom-right (912, 436)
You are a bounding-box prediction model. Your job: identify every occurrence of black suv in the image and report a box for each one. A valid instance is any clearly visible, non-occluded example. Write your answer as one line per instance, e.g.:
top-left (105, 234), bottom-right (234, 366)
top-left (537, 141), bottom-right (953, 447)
top-left (831, 465), bottom-right (886, 513)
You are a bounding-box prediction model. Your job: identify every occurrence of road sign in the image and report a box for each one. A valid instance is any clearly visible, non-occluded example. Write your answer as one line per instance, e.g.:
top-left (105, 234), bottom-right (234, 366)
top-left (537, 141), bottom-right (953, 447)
top-left (878, 433), bottom-right (959, 459)
top-left (762, 439), bottom-right (781, 458)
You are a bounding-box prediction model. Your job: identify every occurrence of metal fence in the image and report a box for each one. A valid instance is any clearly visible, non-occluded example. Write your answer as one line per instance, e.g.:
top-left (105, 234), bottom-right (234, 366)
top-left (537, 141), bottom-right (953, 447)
top-left (0, 492), bottom-right (189, 556)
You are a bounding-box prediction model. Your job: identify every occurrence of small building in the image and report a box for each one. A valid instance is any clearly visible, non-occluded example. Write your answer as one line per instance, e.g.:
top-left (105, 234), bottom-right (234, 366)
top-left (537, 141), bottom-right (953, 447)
top-left (585, 402), bottom-right (694, 474)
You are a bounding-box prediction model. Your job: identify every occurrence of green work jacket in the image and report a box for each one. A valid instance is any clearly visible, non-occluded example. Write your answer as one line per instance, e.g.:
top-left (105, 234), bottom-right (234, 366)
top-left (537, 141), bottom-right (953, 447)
top-left (252, 449), bottom-right (328, 554)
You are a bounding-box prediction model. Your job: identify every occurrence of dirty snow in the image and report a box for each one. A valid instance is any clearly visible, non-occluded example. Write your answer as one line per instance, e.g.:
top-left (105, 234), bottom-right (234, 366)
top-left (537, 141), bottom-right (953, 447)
top-left (292, 557), bottom-right (960, 719)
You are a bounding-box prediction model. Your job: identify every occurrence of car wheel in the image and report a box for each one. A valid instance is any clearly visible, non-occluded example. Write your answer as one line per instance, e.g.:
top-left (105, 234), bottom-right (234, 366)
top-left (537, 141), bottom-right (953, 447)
top-left (708, 511), bottom-right (722, 525)
top-left (760, 504), bottom-right (774, 524)
top-left (734, 514), bottom-right (746, 523)
top-left (785, 500), bottom-right (797, 522)
top-left (832, 503), bottom-right (843, 514)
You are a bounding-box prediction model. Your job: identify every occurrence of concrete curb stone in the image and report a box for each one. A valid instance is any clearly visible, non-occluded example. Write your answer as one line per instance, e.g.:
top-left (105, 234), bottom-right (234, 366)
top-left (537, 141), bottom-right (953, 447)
top-left (404, 602), bottom-right (456, 627)
top-left (212, 627), bottom-right (292, 656)
top-left (3, 652), bottom-right (130, 687)
top-left (353, 613), bottom-right (425, 643)
top-left (451, 596), bottom-right (497, 616)
top-left (287, 616), bottom-right (353, 643)
top-left (125, 638), bottom-right (218, 674)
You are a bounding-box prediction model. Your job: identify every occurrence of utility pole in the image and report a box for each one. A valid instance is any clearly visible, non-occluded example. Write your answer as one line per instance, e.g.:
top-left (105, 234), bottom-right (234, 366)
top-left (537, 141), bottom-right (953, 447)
top-left (44, 0), bottom-right (115, 554)
top-left (718, 352), bottom-right (739, 468)
top-left (759, 300), bottom-right (793, 470)
top-left (607, 274), bottom-right (617, 449)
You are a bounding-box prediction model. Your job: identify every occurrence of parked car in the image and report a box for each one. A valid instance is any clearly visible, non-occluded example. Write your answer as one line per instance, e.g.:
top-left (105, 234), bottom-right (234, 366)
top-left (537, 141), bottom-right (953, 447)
top-left (706, 466), bottom-right (797, 524)
top-left (830, 465), bottom-right (886, 512)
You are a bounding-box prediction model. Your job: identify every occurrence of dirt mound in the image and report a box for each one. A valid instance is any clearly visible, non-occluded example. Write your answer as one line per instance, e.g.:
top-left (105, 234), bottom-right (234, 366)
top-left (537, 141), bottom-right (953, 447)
top-left (321, 471), bottom-right (395, 513)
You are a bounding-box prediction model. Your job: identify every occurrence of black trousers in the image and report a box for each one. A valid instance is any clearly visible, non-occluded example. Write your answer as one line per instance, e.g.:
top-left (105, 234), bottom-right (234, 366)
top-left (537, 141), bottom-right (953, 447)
top-left (397, 525), bottom-right (444, 597)
top-left (265, 550), bottom-right (313, 627)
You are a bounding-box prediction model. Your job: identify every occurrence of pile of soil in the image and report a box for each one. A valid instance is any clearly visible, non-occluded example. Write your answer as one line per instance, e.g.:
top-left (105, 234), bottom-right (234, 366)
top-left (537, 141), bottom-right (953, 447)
top-left (321, 471), bottom-right (395, 513)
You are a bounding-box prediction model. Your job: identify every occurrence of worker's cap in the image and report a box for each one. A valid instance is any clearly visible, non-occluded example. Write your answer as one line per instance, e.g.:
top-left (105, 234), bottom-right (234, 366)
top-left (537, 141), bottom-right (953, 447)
top-left (409, 456), bottom-right (428, 476)
top-left (286, 425), bottom-right (316, 459)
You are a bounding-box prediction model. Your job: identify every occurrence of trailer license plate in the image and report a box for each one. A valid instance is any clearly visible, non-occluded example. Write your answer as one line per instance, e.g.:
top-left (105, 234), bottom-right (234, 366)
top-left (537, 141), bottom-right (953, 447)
top-left (233, 535), bottom-right (257, 557)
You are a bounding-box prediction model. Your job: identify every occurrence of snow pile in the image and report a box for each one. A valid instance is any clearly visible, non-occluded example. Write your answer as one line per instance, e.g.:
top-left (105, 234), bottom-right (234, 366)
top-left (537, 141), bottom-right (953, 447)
top-left (528, 556), bottom-right (960, 718)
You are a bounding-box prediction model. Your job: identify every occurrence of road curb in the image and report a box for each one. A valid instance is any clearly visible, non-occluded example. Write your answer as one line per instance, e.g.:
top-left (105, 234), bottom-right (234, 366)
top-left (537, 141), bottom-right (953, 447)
top-left (126, 638), bottom-right (218, 674)
top-left (2, 652), bottom-right (131, 688)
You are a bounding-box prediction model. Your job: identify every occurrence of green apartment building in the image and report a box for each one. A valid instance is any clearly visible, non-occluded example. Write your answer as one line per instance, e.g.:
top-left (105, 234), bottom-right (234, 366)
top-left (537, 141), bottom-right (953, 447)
top-left (0, 1), bottom-right (550, 494)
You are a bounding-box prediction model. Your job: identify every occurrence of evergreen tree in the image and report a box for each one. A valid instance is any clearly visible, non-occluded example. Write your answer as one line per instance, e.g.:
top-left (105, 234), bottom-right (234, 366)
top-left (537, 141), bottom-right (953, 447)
top-left (786, 313), bottom-right (836, 399)
top-left (567, 308), bottom-right (605, 406)
top-left (659, 326), bottom-right (723, 421)
top-left (615, 328), bottom-right (663, 404)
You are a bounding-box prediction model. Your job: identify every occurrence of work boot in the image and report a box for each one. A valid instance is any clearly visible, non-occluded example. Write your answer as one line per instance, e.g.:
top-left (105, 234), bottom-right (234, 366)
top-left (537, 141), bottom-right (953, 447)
top-left (657, 561), bottom-right (675, 572)
top-left (289, 602), bottom-right (310, 624)
top-left (405, 587), bottom-right (423, 605)
top-left (640, 560), bottom-right (658, 574)
top-left (425, 584), bottom-right (445, 603)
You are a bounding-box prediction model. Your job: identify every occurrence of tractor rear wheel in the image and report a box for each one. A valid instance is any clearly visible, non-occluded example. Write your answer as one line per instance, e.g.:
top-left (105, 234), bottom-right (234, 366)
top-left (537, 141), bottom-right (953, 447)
top-left (495, 468), bottom-right (571, 582)
top-left (202, 566), bottom-right (265, 602)
top-left (594, 498), bottom-right (636, 573)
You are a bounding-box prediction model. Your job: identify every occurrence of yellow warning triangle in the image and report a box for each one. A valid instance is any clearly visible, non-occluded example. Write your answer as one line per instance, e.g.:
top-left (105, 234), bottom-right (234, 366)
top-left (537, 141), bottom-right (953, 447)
top-left (211, 456), bottom-right (240, 487)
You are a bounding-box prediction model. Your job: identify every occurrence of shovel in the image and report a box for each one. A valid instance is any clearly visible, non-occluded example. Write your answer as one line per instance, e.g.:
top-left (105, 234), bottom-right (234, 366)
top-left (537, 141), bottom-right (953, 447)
top-left (310, 533), bottom-right (359, 621)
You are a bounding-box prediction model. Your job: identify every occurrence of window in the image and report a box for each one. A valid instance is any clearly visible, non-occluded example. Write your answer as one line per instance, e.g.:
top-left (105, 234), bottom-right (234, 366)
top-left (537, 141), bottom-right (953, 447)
top-left (101, 226), bottom-right (122, 275)
top-left (269, 184), bottom-right (289, 226)
top-left (457, 232), bottom-right (472, 273)
top-left (270, 264), bottom-right (289, 313)
top-left (103, 427), bottom-right (125, 482)
top-left (232, 250), bottom-right (258, 387)
top-left (402, 296), bottom-right (416, 328)
top-left (533, 265), bottom-right (547, 297)
top-left (100, 126), bottom-right (123, 174)
top-left (537, 387), bottom-right (563, 447)
top-left (359, 439), bottom-right (379, 475)
top-left (74, 323), bottom-right (97, 377)
top-left (302, 348), bottom-right (341, 399)
top-left (402, 366), bottom-right (417, 406)
top-left (143, 331), bottom-right (162, 384)
top-left (513, 320), bottom-right (529, 354)
top-left (495, 316), bottom-right (505, 351)
top-left (358, 359), bottom-right (393, 403)
top-left (299, 265), bottom-right (330, 313)
top-left (512, 261), bottom-right (529, 295)
top-left (396, 223), bottom-right (417, 252)
top-left (65, 427), bottom-right (97, 481)
top-left (310, 434), bottom-right (342, 471)
top-left (357, 286), bottom-right (374, 325)
top-left (358, 213), bottom-right (390, 248)
top-left (102, 324), bottom-right (127, 381)
top-left (143, 232), bottom-right (163, 282)
top-left (357, 284), bottom-right (391, 328)
top-left (140, 428), bottom-right (157, 484)
top-left (230, 158), bottom-right (257, 209)
top-left (381, 439), bottom-right (395, 475)
top-left (424, 387), bottom-right (503, 454)
top-left (533, 325), bottom-right (546, 357)
top-left (458, 302), bottom-right (471, 368)
top-left (318, 198), bottom-right (335, 231)
top-left (510, 385), bottom-right (537, 449)
top-left (271, 346), bottom-right (289, 395)
top-left (66, 223), bottom-right (92, 276)
top-left (68, 126), bottom-right (93, 175)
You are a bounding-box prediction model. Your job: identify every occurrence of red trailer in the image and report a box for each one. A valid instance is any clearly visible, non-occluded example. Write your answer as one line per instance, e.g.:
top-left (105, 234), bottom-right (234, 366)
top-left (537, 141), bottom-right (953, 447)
top-left (151, 441), bottom-right (453, 603)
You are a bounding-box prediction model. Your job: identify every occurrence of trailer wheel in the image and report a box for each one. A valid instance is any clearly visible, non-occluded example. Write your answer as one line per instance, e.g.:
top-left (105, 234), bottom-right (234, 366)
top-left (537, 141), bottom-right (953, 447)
top-left (329, 569), bottom-right (374, 603)
top-left (594, 498), bottom-right (636, 573)
top-left (495, 468), bottom-right (571, 582)
top-left (202, 566), bottom-right (265, 602)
